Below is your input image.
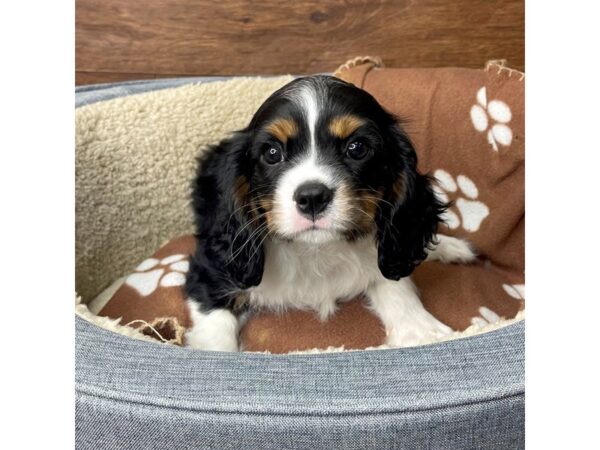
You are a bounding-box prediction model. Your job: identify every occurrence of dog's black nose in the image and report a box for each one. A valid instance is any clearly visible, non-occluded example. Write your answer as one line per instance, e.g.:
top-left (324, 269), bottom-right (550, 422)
top-left (294, 182), bottom-right (333, 219)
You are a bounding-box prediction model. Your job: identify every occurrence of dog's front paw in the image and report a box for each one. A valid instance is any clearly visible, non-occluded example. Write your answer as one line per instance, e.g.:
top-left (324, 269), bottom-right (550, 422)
top-left (385, 317), bottom-right (452, 347)
top-left (184, 305), bottom-right (240, 351)
top-left (185, 328), bottom-right (239, 352)
top-left (429, 235), bottom-right (477, 264)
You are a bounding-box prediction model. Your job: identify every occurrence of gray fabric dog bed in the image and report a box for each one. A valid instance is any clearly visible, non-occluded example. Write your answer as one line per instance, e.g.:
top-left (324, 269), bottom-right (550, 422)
top-left (75, 77), bottom-right (524, 449)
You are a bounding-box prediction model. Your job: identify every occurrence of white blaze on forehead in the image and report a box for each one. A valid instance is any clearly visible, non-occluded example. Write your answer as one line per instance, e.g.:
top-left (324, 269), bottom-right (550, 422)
top-left (280, 156), bottom-right (334, 194)
top-left (288, 82), bottom-right (320, 158)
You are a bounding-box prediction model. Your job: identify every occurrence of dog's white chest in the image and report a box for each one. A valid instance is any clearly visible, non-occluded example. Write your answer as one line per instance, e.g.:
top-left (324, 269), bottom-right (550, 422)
top-left (248, 236), bottom-right (381, 318)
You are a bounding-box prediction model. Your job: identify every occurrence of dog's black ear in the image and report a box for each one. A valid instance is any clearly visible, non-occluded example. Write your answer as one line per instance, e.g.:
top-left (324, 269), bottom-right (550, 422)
top-left (376, 126), bottom-right (445, 280)
top-left (186, 132), bottom-right (264, 304)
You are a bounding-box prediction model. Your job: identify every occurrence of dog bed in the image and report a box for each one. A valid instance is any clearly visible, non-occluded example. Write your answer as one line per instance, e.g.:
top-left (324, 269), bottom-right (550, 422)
top-left (75, 61), bottom-right (524, 448)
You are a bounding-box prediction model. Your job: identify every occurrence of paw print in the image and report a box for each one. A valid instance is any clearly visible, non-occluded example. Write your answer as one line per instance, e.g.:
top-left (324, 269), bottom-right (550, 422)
top-left (470, 306), bottom-right (502, 328)
top-left (434, 169), bottom-right (490, 233)
top-left (503, 283), bottom-right (525, 301)
top-left (125, 254), bottom-right (189, 296)
top-left (470, 87), bottom-right (513, 151)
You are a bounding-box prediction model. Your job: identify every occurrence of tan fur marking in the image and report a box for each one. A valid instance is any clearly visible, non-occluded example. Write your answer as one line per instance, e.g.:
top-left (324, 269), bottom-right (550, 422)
top-left (260, 199), bottom-right (273, 214)
top-left (260, 198), bottom-right (275, 230)
top-left (360, 192), bottom-right (380, 221)
top-left (356, 190), bottom-right (382, 231)
top-left (268, 200), bottom-right (285, 235)
top-left (234, 176), bottom-right (250, 207)
top-left (328, 115), bottom-right (365, 139)
top-left (337, 184), bottom-right (379, 237)
top-left (265, 211), bottom-right (274, 228)
top-left (249, 199), bottom-right (260, 221)
top-left (392, 174), bottom-right (406, 202)
top-left (265, 118), bottom-right (298, 143)
top-left (232, 293), bottom-right (249, 312)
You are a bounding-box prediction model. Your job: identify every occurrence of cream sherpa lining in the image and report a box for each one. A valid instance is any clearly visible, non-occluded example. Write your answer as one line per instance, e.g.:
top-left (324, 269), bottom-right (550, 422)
top-left (75, 75), bottom-right (523, 354)
top-left (76, 76), bottom-right (294, 302)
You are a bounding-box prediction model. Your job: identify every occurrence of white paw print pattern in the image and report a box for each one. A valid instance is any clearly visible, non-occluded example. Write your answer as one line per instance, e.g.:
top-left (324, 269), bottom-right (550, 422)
top-left (434, 169), bottom-right (490, 233)
top-left (125, 254), bottom-right (189, 296)
top-left (471, 283), bottom-right (525, 328)
top-left (470, 87), bottom-right (513, 151)
top-left (503, 283), bottom-right (525, 301)
top-left (471, 306), bottom-right (502, 328)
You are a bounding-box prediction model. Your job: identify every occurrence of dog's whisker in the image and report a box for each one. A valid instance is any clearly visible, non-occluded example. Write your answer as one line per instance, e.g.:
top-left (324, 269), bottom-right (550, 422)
top-left (226, 193), bottom-right (272, 225)
top-left (230, 211), bottom-right (267, 244)
top-left (229, 217), bottom-right (268, 258)
top-left (228, 221), bottom-right (270, 262)
top-left (247, 228), bottom-right (273, 263)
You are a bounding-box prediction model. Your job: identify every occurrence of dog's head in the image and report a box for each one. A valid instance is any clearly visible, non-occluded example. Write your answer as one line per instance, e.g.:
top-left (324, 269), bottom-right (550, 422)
top-left (195, 75), bottom-right (444, 288)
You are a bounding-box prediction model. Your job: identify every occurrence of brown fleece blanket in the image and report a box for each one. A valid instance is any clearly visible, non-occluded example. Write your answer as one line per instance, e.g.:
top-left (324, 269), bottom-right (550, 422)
top-left (99, 60), bottom-right (524, 353)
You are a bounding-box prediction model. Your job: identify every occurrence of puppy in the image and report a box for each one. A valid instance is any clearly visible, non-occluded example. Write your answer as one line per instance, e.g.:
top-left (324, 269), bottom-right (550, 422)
top-left (185, 75), bottom-right (474, 351)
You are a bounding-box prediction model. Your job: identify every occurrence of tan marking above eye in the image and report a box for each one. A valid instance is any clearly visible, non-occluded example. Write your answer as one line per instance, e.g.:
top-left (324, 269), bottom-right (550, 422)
top-left (328, 115), bottom-right (365, 139)
top-left (265, 118), bottom-right (298, 143)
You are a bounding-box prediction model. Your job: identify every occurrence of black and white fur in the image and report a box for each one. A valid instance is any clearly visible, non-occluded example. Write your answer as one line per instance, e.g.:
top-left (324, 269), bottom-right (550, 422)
top-left (185, 75), bottom-right (475, 351)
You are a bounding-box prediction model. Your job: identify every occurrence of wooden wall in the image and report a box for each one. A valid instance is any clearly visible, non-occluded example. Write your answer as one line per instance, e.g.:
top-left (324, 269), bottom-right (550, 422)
top-left (76, 0), bottom-right (524, 85)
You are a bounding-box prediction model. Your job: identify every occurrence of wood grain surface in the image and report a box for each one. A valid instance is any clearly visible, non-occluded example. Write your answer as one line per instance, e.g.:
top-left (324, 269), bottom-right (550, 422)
top-left (76, 0), bottom-right (524, 85)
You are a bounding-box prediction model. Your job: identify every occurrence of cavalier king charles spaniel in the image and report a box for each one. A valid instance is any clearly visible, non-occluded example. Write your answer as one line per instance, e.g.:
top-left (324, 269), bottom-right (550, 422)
top-left (184, 75), bottom-right (475, 351)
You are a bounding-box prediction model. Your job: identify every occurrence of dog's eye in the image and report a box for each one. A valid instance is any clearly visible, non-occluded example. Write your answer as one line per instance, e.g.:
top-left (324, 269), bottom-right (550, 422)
top-left (263, 146), bottom-right (283, 164)
top-left (346, 141), bottom-right (368, 160)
